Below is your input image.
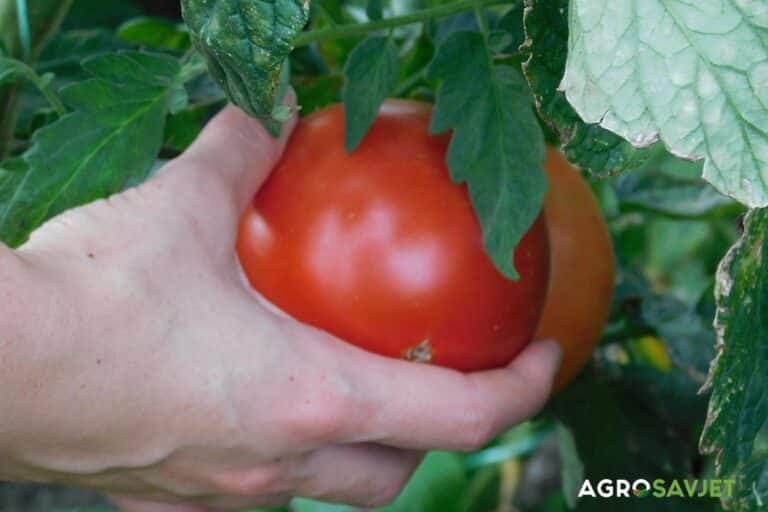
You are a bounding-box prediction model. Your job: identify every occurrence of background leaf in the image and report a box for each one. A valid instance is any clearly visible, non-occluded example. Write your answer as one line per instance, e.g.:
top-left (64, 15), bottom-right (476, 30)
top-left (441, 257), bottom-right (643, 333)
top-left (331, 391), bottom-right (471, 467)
top-left (562, 0), bottom-right (768, 207)
top-left (343, 36), bottom-right (398, 152)
top-left (428, 30), bottom-right (546, 279)
top-left (701, 207), bottom-right (768, 510)
top-left (0, 51), bottom-right (185, 247)
top-left (613, 147), bottom-right (736, 218)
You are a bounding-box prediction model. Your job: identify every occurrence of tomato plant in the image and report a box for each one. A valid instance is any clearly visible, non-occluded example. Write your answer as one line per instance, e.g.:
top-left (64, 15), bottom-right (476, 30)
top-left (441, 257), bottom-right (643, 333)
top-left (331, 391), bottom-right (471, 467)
top-left (0, 0), bottom-right (766, 511)
top-left (238, 100), bottom-right (550, 371)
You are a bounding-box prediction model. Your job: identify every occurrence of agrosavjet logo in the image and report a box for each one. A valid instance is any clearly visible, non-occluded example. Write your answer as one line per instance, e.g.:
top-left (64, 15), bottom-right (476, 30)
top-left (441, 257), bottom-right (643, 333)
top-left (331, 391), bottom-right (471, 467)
top-left (577, 479), bottom-right (735, 499)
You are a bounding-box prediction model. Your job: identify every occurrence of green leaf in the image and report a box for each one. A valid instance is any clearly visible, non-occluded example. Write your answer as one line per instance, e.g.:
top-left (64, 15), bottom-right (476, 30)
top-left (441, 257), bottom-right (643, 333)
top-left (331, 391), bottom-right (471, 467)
top-left (614, 146), bottom-right (736, 218)
top-left (428, 31), bottom-right (546, 279)
top-left (701, 207), bottom-right (768, 510)
top-left (117, 17), bottom-right (191, 51)
top-left (563, 0), bottom-right (768, 207)
top-left (343, 36), bottom-right (397, 152)
top-left (556, 423), bottom-right (583, 509)
top-left (36, 29), bottom-right (129, 77)
top-left (522, 0), bottom-right (651, 176)
top-left (181, 0), bottom-right (309, 135)
top-left (0, 51), bottom-right (186, 247)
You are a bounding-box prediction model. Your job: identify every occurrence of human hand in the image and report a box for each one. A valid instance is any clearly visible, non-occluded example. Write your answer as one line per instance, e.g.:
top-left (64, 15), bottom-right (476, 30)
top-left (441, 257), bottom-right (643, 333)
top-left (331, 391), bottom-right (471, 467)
top-left (3, 98), bottom-right (562, 511)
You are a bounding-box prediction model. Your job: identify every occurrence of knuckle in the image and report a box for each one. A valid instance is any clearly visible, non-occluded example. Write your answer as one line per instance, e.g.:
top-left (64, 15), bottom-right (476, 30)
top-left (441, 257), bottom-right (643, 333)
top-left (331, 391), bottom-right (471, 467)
top-left (282, 374), bottom-right (358, 444)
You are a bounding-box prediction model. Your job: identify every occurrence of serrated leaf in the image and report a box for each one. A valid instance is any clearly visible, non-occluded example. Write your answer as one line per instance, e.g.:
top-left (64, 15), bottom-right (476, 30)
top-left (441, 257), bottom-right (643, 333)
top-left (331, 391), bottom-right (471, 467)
top-left (522, 0), bottom-right (652, 176)
top-left (343, 36), bottom-right (397, 152)
top-left (181, 0), bottom-right (309, 135)
top-left (428, 31), bottom-right (546, 279)
top-left (701, 207), bottom-right (768, 510)
top-left (563, 0), bottom-right (768, 206)
top-left (0, 51), bottom-right (185, 247)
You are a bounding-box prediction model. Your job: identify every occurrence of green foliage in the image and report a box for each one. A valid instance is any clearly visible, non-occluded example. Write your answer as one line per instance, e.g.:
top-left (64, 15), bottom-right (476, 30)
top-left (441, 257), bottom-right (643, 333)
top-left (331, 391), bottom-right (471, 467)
top-left (522, 0), bottom-right (651, 176)
top-left (0, 51), bottom-right (187, 247)
top-left (181, 0), bottom-right (310, 134)
top-left (343, 36), bottom-right (398, 151)
top-left (563, 0), bottom-right (768, 207)
top-left (701, 208), bottom-right (768, 510)
top-left (428, 30), bottom-right (546, 279)
top-left (613, 147), bottom-right (737, 218)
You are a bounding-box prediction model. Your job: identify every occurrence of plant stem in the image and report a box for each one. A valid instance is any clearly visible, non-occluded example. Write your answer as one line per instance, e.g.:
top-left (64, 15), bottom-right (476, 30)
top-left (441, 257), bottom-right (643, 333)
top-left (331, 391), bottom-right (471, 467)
top-left (474, 5), bottom-right (490, 36)
top-left (294, 0), bottom-right (509, 46)
top-left (0, 0), bottom-right (73, 159)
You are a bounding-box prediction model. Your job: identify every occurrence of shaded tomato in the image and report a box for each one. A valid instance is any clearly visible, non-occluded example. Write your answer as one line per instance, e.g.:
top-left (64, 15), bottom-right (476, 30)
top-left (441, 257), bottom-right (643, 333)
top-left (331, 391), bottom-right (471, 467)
top-left (537, 148), bottom-right (615, 391)
top-left (237, 100), bottom-right (550, 371)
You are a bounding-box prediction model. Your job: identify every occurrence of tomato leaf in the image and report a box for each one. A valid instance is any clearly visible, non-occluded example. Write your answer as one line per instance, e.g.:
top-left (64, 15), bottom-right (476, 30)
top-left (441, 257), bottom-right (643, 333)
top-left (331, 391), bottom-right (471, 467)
top-left (701, 207), bottom-right (768, 510)
top-left (0, 51), bottom-right (186, 247)
top-left (562, 0), bottom-right (768, 207)
top-left (428, 30), bottom-right (546, 280)
top-left (343, 36), bottom-right (398, 152)
top-left (181, 0), bottom-right (309, 135)
top-left (614, 146), bottom-right (737, 218)
top-left (522, 0), bottom-right (652, 176)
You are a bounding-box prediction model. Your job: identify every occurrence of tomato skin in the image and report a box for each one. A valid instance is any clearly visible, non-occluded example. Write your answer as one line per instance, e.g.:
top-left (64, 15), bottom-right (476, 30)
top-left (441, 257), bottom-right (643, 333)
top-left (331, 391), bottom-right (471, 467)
top-left (237, 100), bottom-right (550, 372)
top-left (537, 148), bottom-right (615, 391)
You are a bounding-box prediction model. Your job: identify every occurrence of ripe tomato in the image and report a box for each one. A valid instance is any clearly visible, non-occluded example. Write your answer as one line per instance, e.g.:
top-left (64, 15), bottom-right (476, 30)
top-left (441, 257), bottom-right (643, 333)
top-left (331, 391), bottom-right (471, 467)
top-left (237, 100), bottom-right (550, 371)
top-left (537, 148), bottom-right (615, 391)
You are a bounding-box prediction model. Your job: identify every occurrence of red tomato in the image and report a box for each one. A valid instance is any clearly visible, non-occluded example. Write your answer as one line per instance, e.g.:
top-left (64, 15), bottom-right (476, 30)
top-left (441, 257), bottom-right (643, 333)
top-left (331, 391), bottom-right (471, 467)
top-left (237, 100), bottom-right (550, 371)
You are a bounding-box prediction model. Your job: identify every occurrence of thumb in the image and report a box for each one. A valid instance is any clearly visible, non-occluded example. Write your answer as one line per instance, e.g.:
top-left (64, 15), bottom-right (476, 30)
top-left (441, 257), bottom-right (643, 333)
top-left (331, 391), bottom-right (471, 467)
top-left (163, 90), bottom-right (298, 215)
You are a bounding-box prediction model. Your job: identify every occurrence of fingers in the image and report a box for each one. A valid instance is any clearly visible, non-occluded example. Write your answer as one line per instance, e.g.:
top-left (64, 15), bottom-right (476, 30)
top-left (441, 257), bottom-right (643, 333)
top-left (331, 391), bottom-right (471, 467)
top-left (161, 90), bottom-right (298, 215)
top-left (296, 444), bottom-right (423, 507)
top-left (332, 338), bottom-right (562, 452)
